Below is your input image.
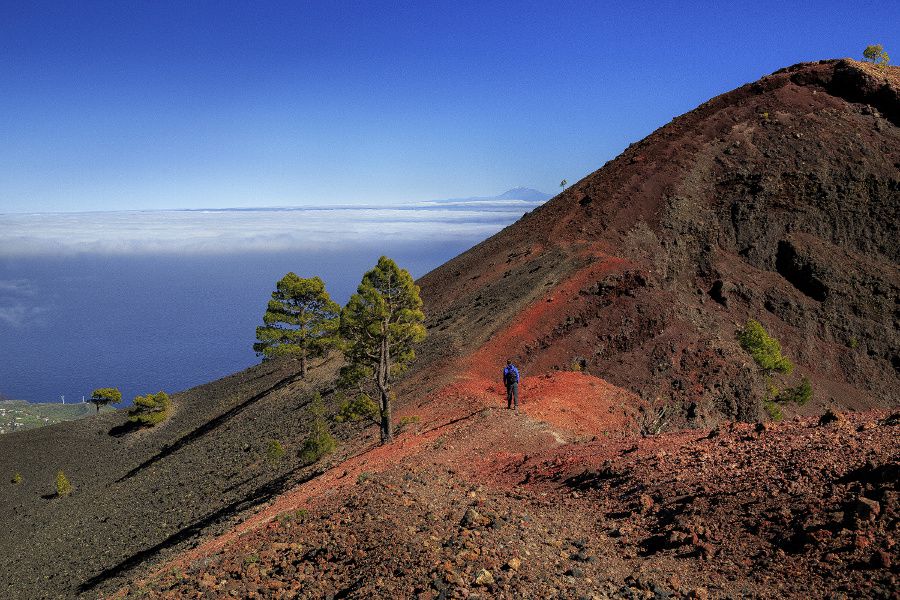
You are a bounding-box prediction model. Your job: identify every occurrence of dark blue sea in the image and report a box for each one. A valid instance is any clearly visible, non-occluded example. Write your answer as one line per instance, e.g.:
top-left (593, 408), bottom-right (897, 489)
top-left (0, 201), bottom-right (539, 403)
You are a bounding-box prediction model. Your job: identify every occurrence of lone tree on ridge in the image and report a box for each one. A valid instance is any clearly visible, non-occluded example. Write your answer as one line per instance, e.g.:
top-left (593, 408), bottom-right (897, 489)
top-left (340, 257), bottom-right (426, 444)
top-left (863, 44), bottom-right (890, 67)
top-left (89, 387), bottom-right (122, 412)
top-left (254, 273), bottom-right (340, 378)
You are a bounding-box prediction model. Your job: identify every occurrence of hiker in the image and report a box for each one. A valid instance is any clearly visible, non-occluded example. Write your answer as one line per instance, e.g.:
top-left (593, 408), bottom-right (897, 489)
top-left (503, 360), bottom-right (520, 411)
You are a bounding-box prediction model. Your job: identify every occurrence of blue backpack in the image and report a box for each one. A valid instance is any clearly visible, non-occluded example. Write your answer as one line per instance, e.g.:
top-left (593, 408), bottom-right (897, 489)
top-left (504, 364), bottom-right (519, 384)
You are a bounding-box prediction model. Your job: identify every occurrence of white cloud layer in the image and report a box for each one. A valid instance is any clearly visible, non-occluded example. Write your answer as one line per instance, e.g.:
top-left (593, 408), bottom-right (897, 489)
top-left (0, 200), bottom-right (542, 256)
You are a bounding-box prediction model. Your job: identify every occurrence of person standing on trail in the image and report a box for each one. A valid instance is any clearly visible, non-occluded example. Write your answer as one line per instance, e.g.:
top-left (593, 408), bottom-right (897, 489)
top-left (503, 360), bottom-right (520, 411)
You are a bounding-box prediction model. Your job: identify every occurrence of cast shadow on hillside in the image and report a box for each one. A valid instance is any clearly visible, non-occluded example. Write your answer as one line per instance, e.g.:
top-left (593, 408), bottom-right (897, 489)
top-left (108, 419), bottom-right (143, 437)
top-left (78, 466), bottom-right (326, 594)
top-left (114, 371), bottom-right (305, 483)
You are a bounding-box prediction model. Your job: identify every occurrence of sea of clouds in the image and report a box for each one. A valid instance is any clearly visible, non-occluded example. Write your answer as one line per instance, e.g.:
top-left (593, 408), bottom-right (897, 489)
top-left (0, 199), bottom-right (542, 256)
top-left (0, 198), bottom-right (545, 401)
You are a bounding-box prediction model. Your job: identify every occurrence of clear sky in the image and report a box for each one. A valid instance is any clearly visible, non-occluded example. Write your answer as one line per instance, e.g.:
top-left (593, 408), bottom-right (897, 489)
top-left (1, 1), bottom-right (897, 213)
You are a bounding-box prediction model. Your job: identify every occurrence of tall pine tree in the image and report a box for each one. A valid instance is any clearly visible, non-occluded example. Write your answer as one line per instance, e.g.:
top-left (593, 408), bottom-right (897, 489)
top-left (254, 273), bottom-right (340, 378)
top-left (340, 257), bottom-right (426, 443)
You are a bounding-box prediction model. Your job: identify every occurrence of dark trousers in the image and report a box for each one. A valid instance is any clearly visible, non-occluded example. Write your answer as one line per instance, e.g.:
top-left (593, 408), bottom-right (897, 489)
top-left (506, 383), bottom-right (519, 409)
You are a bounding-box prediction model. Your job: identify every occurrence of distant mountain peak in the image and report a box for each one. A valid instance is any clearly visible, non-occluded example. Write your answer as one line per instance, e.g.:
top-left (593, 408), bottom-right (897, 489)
top-left (494, 187), bottom-right (552, 202)
top-left (433, 187), bottom-right (551, 204)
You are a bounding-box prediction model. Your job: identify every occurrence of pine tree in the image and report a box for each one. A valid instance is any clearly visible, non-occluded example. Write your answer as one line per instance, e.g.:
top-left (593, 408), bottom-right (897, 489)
top-left (56, 470), bottom-right (73, 497)
top-left (89, 387), bottom-right (121, 412)
top-left (254, 274), bottom-right (340, 378)
top-left (299, 394), bottom-right (336, 462)
top-left (128, 391), bottom-right (172, 426)
top-left (340, 257), bottom-right (426, 443)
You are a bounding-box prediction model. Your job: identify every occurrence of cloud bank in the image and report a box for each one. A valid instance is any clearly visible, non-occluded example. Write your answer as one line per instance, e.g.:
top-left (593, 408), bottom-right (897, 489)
top-left (0, 200), bottom-right (543, 256)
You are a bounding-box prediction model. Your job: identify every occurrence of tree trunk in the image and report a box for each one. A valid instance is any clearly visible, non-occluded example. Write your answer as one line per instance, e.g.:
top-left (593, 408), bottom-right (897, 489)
top-left (380, 387), bottom-right (392, 443)
top-left (378, 318), bottom-right (392, 443)
top-left (300, 352), bottom-right (307, 379)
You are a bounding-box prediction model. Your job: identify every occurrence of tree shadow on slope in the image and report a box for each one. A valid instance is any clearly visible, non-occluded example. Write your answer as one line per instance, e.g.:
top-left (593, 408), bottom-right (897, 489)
top-left (114, 371), bottom-right (305, 483)
top-left (78, 465), bottom-right (326, 595)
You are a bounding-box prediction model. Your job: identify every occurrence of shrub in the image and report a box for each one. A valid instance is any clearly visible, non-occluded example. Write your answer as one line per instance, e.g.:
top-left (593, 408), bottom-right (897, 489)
top-left (128, 391), bottom-right (172, 426)
top-left (11, 472), bottom-right (22, 485)
top-left (266, 440), bottom-right (285, 466)
top-left (393, 415), bottom-right (421, 435)
top-left (334, 393), bottom-right (379, 423)
top-left (243, 554), bottom-right (260, 566)
top-left (777, 377), bottom-right (813, 406)
top-left (863, 44), bottom-right (890, 67)
top-left (299, 394), bottom-right (336, 463)
top-left (357, 471), bottom-right (372, 484)
top-left (56, 470), bottom-right (73, 497)
top-left (738, 319), bottom-right (793, 375)
top-left (277, 508), bottom-right (308, 524)
top-left (763, 399), bottom-right (783, 421)
top-left (637, 401), bottom-right (672, 437)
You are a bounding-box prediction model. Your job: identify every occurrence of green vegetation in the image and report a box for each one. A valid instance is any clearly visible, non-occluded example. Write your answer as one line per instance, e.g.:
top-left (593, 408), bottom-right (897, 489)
top-left (340, 256), bottom-right (426, 444)
top-left (738, 320), bottom-right (813, 421)
top-left (11, 472), bottom-right (22, 485)
top-left (738, 319), bottom-right (793, 375)
top-left (56, 470), bottom-right (73, 497)
top-left (560, 179), bottom-right (568, 190)
top-left (763, 398), bottom-right (783, 421)
top-left (254, 273), bottom-right (340, 379)
top-left (863, 44), bottom-right (890, 67)
top-left (89, 387), bottom-right (122, 412)
top-left (0, 400), bottom-right (113, 435)
top-left (266, 439), bottom-right (285, 466)
top-left (128, 391), bottom-right (172, 426)
top-left (394, 414), bottom-right (421, 435)
top-left (243, 553), bottom-right (260, 566)
top-left (277, 508), bottom-right (308, 524)
top-left (334, 393), bottom-right (379, 423)
top-left (777, 377), bottom-right (813, 406)
top-left (356, 471), bottom-right (373, 484)
top-left (299, 394), bottom-right (336, 463)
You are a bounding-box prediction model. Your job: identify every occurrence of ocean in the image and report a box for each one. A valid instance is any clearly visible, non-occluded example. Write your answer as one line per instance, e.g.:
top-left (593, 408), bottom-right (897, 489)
top-left (0, 200), bottom-right (540, 404)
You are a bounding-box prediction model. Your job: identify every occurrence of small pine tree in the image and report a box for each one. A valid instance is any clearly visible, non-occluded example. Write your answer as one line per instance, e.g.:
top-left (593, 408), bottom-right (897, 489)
top-left (299, 394), bottom-right (336, 463)
top-left (128, 391), bottom-right (172, 426)
top-left (863, 44), bottom-right (890, 67)
top-left (89, 387), bottom-right (122, 412)
top-left (254, 274), bottom-right (340, 378)
top-left (777, 377), bottom-right (813, 406)
top-left (334, 393), bottom-right (379, 424)
top-left (738, 319), bottom-right (793, 376)
top-left (266, 439), bottom-right (285, 466)
top-left (56, 470), bottom-right (73, 497)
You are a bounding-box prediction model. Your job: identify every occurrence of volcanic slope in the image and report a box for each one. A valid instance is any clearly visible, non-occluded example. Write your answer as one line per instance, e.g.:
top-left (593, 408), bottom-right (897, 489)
top-left (0, 59), bottom-right (898, 599)
top-left (415, 58), bottom-right (899, 425)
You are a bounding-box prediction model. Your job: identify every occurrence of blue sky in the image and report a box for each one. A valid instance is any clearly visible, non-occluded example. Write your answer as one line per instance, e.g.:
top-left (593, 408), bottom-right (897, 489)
top-left (1, 1), bottom-right (897, 213)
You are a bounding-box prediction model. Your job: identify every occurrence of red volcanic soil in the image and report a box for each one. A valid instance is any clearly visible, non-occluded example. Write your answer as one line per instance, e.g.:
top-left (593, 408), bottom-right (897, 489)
top-left (117, 389), bottom-right (899, 599)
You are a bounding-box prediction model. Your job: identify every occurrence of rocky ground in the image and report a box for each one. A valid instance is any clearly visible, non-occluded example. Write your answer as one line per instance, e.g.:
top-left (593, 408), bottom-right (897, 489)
top-left (117, 407), bottom-right (898, 599)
